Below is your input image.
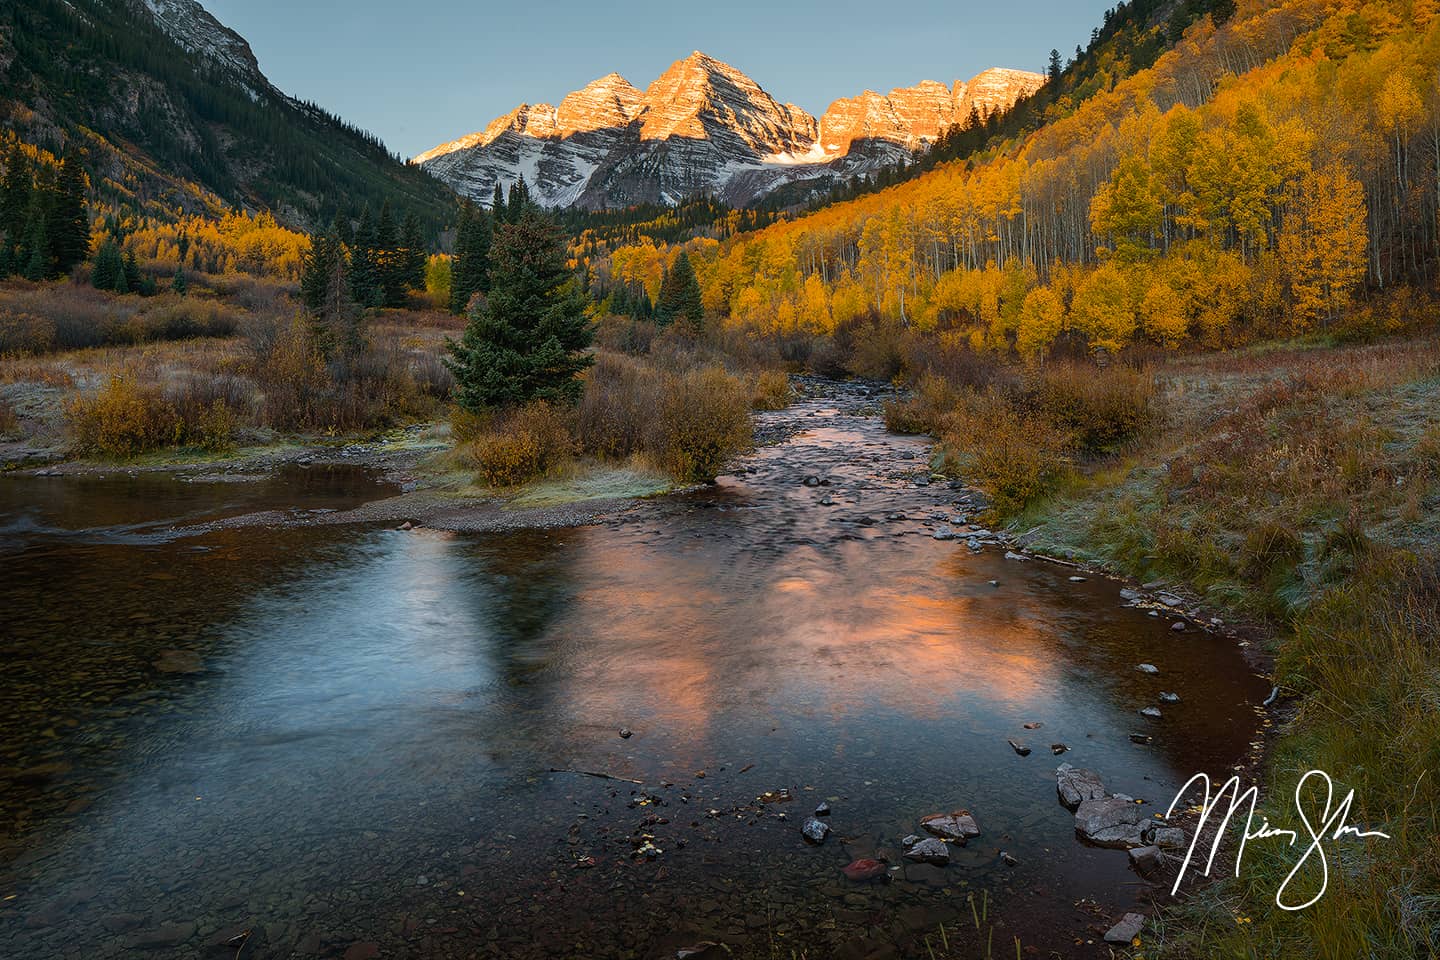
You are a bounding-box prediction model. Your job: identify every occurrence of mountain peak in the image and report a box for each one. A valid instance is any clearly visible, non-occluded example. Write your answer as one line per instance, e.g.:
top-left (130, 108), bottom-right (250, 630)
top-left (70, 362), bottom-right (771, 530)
top-left (419, 55), bottom-right (1043, 209)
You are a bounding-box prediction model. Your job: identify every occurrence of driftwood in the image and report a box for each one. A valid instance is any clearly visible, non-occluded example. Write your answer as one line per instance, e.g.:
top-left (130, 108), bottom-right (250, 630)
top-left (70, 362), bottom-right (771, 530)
top-left (548, 767), bottom-right (644, 785)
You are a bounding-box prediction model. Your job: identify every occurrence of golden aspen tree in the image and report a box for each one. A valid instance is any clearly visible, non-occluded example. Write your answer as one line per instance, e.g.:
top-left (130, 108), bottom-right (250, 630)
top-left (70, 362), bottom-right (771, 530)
top-left (1277, 164), bottom-right (1369, 328)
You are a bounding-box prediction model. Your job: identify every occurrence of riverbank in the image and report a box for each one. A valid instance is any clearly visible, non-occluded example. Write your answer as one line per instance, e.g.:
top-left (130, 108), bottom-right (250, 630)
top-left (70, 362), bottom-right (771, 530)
top-left (987, 337), bottom-right (1440, 957)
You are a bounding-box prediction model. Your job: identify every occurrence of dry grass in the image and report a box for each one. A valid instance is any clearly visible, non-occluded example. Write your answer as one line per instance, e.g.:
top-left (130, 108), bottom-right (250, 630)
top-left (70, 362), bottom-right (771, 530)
top-left (465, 401), bottom-right (575, 487)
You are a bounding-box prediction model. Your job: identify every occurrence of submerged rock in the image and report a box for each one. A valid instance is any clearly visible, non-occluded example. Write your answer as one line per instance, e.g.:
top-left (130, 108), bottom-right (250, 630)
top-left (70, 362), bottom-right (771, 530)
top-left (903, 837), bottom-right (950, 865)
top-left (1074, 797), bottom-right (1147, 848)
top-left (801, 818), bottom-right (830, 844)
top-left (1055, 763), bottom-right (1106, 809)
top-left (1006, 739), bottom-right (1031, 756)
top-left (920, 811), bottom-right (980, 842)
top-left (841, 858), bottom-right (887, 882)
top-left (814, 801), bottom-right (831, 817)
top-left (1159, 692), bottom-right (1181, 703)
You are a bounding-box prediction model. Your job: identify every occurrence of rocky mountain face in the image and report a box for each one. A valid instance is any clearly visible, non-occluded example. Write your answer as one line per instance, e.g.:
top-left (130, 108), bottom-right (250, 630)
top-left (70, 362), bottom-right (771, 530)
top-left (418, 53), bottom-right (1044, 210)
top-left (0, 0), bottom-right (452, 230)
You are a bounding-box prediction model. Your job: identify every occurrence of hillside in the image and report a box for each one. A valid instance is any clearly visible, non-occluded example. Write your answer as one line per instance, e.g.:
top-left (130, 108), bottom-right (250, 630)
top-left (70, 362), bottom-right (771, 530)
top-left (0, 0), bottom-right (455, 231)
top-left (597, 0), bottom-right (1437, 358)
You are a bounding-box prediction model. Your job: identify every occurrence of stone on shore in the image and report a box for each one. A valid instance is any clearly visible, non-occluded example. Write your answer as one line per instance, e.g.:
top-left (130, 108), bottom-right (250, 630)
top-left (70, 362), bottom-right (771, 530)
top-left (919, 811), bottom-right (980, 842)
top-left (903, 837), bottom-right (950, 865)
top-left (1104, 912), bottom-right (1146, 944)
top-left (1074, 797), bottom-right (1148, 848)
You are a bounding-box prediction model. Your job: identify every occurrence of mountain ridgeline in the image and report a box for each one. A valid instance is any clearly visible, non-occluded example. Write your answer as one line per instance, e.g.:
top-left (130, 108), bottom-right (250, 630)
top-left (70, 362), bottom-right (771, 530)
top-left (0, 0), bottom-right (454, 232)
top-left (417, 53), bottom-right (1044, 211)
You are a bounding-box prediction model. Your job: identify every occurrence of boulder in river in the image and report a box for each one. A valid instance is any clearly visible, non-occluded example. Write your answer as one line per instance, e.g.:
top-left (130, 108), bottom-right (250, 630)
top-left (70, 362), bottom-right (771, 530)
top-left (801, 818), bottom-right (830, 844)
top-left (1139, 706), bottom-right (1162, 719)
top-left (841, 858), bottom-right (888, 882)
top-left (1074, 797), bottom-right (1148, 848)
top-left (1137, 663), bottom-right (1159, 674)
top-left (1146, 825), bottom-right (1189, 850)
top-left (920, 811), bottom-right (980, 842)
top-left (1104, 912), bottom-right (1147, 944)
top-left (1159, 692), bottom-right (1181, 703)
top-left (1055, 763), bottom-right (1106, 809)
top-left (903, 837), bottom-right (950, 865)
top-left (814, 801), bottom-right (831, 817)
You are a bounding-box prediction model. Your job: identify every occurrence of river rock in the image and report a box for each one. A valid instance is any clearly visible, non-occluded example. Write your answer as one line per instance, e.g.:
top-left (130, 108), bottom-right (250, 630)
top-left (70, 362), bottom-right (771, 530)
top-left (1104, 912), bottom-right (1146, 944)
top-left (1130, 733), bottom-right (1154, 744)
top-left (1006, 739), bottom-right (1031, 756)
top-left (803, 475), bottom-right (821, 487)
top-left (801, 818), bottom-right (830, 844)
top-left (1051, 743), bottom-right (1068, 754)
top-left (1170, 621), bottom-right (1187, 632)
top-left (1003, 551), bottom-right (1029, 562)
top-left (933, 528), bottom-right (956, 541)
top-left (1055, 763), bottom-right (1106, 809)
top-left (1159, 691), bottom-right (1181, 703)
top-left (1128, 845), bottom-right (1163, 876)
top-left (1139, 706), bottom-right (1162, 719)
top-left (1147, 825), bottom-right (1188, 849)
top-left (1120, 588), bottom-right (1142, 602)
top-left (841, 858), bottom-right (887, 882)
top-left (814, 801), bottom-right (831, 817)
top-left (1074, 797), bottom-right (1147, 848)
top-left (903, 837), bottom-right (950, 865)
top-left (920, 811), bottom-right (980, 842)
top-left (1137, 663), bottom-right (1159, 674)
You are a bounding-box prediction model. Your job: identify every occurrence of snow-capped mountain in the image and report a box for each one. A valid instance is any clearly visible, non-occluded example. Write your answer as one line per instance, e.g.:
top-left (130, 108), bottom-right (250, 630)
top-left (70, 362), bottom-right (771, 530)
top-left (418, 53), bottom-right (1045, 210)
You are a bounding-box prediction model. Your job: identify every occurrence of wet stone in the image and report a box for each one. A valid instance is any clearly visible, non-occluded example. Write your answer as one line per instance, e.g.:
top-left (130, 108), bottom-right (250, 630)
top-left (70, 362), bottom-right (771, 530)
top-left (801, 818), bottom-right (830, 844)
top-left (1074, 798), bottom-right (1147, 848)
top-left (902, 838), bottom-right (950, 865)
top-left (919, 812), bottom-right (979, 842)
top-left (1055, 763), bottom-right (1106, 810)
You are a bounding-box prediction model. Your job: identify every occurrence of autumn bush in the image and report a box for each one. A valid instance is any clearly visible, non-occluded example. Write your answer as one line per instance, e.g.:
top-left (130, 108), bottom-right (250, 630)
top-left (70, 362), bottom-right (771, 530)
top-left (656, 365), bottom-right (752, 482)
top-left (576, 352), bottom-right (666, 460)
top-left (749, 369), bottom-right (793, 411)
top-left (940, 389), bottom-right (1068, 520)
top-left (1026, 361), bottom-right (1156, 454)
top-left (883, 375), bottom-right (961, 435)
top-left (467, 401), bottom-right (574, 487)
top-left (65, 373), bottom-right (245, 457)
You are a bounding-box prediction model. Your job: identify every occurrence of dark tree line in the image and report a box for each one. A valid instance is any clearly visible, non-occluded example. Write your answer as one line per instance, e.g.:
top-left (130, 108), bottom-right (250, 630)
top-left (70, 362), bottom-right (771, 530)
top-left (0, 144), bottom-right (89, 281)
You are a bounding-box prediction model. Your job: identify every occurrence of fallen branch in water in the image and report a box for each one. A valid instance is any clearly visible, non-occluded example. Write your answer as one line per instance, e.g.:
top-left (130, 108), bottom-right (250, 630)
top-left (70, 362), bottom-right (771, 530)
top-left (548, 767), bottom-right (644, 784)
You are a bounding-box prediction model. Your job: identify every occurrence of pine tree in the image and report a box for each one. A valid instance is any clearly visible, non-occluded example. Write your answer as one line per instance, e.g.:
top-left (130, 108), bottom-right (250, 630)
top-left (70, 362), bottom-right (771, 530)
top-left (491, 182), bottom-right (507, 223)
top-left (0, 145), bottom-right (29, 247)
top-left (122, 250), bottom-right (142, 294)
top-left (172, 265), bottom-right (187, 294)
top-left (300, 228), bottom-right (359, 358)
top-left (508, 178), bottom-right (533, 222)
top-left (375, 200), bottom-right (406, 307)
top-left (1048, 49), bottom-right (1064, 85)
top-left (92, 239), bottom-right (124, 292)
top-left (450, 199), bottom-right (491, 314)
top-left (349, 206), bottom-right (380, 307)
top-left (656, 251), bottom-right (703, 329)
top-left (400, 212), bottom-right (426, 291)
top-left (445, 208), bottom-right (593, 411)
top-left (47, 152), bottom-right (89, 274)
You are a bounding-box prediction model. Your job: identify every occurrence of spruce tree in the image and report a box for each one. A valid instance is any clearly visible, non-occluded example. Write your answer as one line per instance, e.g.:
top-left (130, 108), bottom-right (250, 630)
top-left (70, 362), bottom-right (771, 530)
top-left (92, 239), bottom-right (123, 291)
top-left (656, 251), bottom-right (703, 329)
top-left (172, 265), bottom-right (187, 294)
top-left (1048, 49), bottom-right (1064, 85)
top-left (48, 152), bottom-right (89, 274)
top-left (300, 228), bottom-right (358, 359)
top-left (400, 212), bottom-right (426, 291)
top-left (491, 182), bottom-right (507, 223)
top-left (349, 206), bottom-right (380, 307)
top-left (449, 199), bottom-right (491, 314)
top-left (445, 207), bottom-right (593, 411)
top-left (375, 200), bottom-right (405, 307)
top-left (122, 251), bottom-right (142, 294)
top-left (0, 145), bottom-right (29, 246)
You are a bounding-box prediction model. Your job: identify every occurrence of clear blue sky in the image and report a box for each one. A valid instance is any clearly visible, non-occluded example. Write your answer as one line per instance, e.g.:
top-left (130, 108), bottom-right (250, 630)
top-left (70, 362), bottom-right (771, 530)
top-left (206, 0), bottom-right (1114, 159)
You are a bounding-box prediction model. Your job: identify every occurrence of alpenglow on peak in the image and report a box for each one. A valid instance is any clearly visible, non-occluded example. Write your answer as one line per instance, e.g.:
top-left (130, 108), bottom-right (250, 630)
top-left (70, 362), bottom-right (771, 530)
top-left (416, 53), bottom-right (1044, 210)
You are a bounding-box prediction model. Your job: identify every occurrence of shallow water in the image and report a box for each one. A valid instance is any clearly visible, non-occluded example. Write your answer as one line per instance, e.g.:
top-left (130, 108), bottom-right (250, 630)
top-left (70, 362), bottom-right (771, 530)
top-left (0, 385), bottom-right (1267, 959)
